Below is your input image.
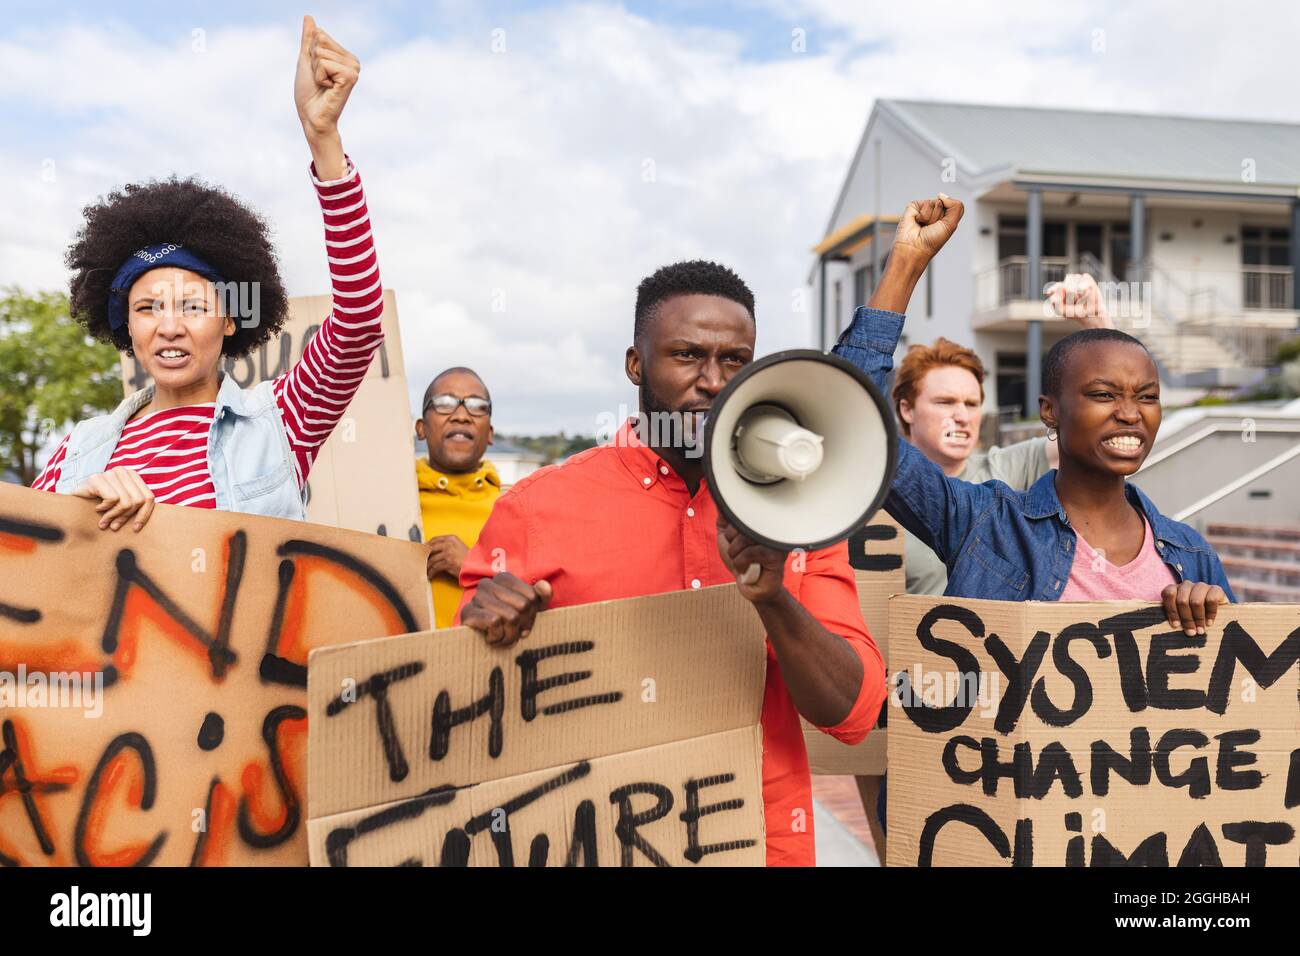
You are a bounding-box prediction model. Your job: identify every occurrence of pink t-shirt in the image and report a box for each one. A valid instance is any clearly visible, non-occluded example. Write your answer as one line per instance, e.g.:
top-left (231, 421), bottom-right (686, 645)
top-left (1060, 517), bottom-right (1177, 602)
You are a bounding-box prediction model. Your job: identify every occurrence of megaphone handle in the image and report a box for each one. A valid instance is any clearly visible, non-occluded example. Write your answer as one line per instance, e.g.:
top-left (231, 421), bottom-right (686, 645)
top-left (739, 563), bottom-right (761, 586)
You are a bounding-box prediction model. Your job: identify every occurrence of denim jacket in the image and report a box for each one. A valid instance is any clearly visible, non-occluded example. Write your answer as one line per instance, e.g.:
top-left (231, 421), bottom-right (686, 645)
top-left (832, 307), bottom-right (1237, 603)
top-left (54, 372), bottom-right (307, 521)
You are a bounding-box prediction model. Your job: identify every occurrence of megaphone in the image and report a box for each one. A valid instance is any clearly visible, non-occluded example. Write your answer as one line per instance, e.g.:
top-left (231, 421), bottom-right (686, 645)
top-left (704, 349), bottom-right (897, 578)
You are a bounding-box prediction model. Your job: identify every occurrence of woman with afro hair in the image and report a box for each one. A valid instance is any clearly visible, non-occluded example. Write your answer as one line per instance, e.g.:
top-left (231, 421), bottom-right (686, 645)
top-left (33, 17), bottom-right (384, 533)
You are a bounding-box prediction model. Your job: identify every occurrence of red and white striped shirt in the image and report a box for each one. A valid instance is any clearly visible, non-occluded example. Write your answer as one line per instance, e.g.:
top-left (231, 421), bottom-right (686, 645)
top-left (33, 161), bottom-right (384, 509)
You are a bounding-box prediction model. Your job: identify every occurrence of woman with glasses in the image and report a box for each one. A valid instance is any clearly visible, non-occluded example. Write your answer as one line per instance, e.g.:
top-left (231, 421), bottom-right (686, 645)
top-left (32, 18), bottom-right (382, 532)
top-left (414, 367), bottom-right (500, 627)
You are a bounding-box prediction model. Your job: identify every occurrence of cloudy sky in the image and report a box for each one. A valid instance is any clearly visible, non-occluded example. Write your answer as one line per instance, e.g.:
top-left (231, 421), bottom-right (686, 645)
top-left (3, 0), bottom-right (1298, 436)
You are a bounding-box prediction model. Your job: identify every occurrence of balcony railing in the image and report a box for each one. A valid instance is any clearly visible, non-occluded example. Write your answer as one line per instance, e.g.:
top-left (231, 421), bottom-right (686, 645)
top-left (1147, 264), bottom-right (1295, 318)
top-left (973, 256), bottom-right (1073, 312)
top-left (1244, 266), bottom-right (1294, 311)
top-left (976, 257), bottom-right (1297, 317)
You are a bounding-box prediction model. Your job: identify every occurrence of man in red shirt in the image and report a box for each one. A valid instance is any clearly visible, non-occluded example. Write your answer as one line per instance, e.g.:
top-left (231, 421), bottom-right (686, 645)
top-left (456, 260), bottom-right (887, 866)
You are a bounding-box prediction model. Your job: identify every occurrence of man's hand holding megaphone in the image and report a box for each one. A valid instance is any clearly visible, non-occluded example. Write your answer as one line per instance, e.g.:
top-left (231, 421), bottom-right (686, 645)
top-left (717, 515), bottom-right (787, 604)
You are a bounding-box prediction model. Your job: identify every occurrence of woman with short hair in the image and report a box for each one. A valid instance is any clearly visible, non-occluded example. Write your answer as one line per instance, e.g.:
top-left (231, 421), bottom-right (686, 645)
top-left (892, 278), bottom-right (1112, 594)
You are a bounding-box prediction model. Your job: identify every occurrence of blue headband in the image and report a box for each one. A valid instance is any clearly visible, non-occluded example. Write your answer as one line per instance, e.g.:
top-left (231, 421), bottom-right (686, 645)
top-left (107, 243), bottom-right (228, 331)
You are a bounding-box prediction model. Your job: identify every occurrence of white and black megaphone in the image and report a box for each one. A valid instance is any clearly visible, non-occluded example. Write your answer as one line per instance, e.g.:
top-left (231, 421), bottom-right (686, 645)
top-left (703, 349), bottom-right (897, 582)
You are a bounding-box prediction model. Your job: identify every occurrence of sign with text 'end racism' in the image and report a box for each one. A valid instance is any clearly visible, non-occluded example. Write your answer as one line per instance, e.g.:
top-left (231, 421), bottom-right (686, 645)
top-left (886, 595), bottom-right (1300, 867)
top-left (306, 586), bottom-right (768, 867)
top-left (0, 482), bottom-right (432, 867)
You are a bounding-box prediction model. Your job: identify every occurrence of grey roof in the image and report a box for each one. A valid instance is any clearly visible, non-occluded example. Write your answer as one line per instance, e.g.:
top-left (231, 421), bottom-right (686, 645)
top-left (882, 99), bottom-right (1300, 189)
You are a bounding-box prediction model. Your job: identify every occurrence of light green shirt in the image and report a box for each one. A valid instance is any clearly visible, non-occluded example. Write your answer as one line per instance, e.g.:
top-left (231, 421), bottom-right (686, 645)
top-left (903, 438), bottom-right (1052, 596)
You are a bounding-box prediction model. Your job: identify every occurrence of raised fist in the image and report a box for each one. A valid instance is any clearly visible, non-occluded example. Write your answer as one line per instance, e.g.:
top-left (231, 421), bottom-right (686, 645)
top-left (891, 193), bottom-right (964, 264)
top-left (294, 15), bottom-right (360, 140)
top-left (1046, 272), bottom-right (1114, 329)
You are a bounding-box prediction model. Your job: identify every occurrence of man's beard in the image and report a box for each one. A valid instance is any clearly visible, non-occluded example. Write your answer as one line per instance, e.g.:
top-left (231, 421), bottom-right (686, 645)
top-left (638, 380), bottom-right (706, 458)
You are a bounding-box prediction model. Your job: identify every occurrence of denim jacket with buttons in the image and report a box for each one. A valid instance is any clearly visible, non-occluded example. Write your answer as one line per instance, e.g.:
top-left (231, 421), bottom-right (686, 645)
top-left (832, 307), bottom-right (1237, 602)
top-left (53, 372), bottom-right (307, 521)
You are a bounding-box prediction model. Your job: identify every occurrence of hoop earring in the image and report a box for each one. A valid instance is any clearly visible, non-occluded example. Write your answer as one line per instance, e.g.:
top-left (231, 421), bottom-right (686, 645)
top-left (1047, 427), bottom-right (1058, 441)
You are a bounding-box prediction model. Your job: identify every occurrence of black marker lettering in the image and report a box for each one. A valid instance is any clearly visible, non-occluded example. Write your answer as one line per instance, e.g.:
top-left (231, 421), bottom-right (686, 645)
top-left (985, 629), bottom-right (1050, 734)
top-left (1030, 622), bottom-right (1108, 727)
top-left (1176, 822), bottom-right (1223, 866)
top-left (75, 732), bottom-right (166, 867)
top-left (1097, 607), bottom-right (1166, 711)
top-left (465, 761), bottom-right (591, 867)
top-left (1024, 742), bottom-right (1083, 800)
top-left (430, 666), bottom-right (504, 762)
top-left (610, 782), bottom-right (673, 867)
top-left (898, 605), bottom-right (984, 733)
top-left (1090, 832), bottom-right (1169, 866)
top-left (1214, 729), bottom-right (1263, 792)
top-left (1154, 729), bottom-right (1211, 798)
top-left (237, 705), bottom-right (306, 849)
top-left (325, 785), bottom-right (460, 867)
top-left (1205, 621), bottom-right (1300, 715)
top-left (1220, 820), bottom-right (1294, 867)
top-left (1146, 630), bottom-right (1207, 710)
top-left (941, 735), bottom-right (982, 787)
top-left (917, 803), bottom-right (1010, 866)
top-left (564, 800), bottom-right (598, 867)
top-left (326, 662), bottom-right (424, 782)
top-left (680, 773), bottom-right (757, 863)
top-left (1090, 728), bottom-right (1152, 796)
top-left (846, 523), bottom-right (902, 572)
top-left (515, 641), bottom-right (622, 721)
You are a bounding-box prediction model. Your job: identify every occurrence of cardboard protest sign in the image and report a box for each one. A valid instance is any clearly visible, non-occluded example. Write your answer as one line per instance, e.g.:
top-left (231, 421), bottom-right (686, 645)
top-left (0, 482), bottom-right (431, 866)
top-left (306, 585), bottom-right (768, 866)
top-left (121, 290), bottom-right (423, 541)
top-left (801, 510), bottom-right (903, 776)
top-left (886, 595), bottom-right (1300, 867)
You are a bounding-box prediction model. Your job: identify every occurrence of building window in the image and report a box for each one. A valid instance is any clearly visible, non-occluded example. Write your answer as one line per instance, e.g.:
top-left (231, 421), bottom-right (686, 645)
top-left (1242, 226), bottom-right (1290, 309)
top-left (1242, 226), bottom-right (1290, 266)
top-left (998, 216), bottom-right (1068, 259)
top-left (997, 217), bottom-right (1027, 260)
top-left (1076, 223), bottom-right (1104, 267)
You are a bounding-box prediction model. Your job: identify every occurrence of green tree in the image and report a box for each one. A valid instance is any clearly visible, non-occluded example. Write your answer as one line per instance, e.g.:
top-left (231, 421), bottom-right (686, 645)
top-left (0, 287), bottom-right (122, 485)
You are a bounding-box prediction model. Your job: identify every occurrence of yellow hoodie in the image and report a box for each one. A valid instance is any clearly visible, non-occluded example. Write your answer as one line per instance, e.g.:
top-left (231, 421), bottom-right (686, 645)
top-left (416, 456), bottom-right (502, 627)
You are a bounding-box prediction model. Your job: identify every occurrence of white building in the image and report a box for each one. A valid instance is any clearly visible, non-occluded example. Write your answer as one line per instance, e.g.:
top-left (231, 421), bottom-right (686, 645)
top-left (811, 100), bottom-right (1300, 417)
top-left (482, 437), bottom-right (547, 486)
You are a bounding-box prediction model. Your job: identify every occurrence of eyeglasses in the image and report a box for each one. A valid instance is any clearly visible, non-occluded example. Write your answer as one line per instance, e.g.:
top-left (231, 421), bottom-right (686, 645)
top-left (423, 394), bottom-right (492, 417)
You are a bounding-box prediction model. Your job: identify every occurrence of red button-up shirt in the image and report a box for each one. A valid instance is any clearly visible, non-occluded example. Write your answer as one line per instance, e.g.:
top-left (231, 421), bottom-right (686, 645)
top-left (456, 420), bottom-right (886, 866)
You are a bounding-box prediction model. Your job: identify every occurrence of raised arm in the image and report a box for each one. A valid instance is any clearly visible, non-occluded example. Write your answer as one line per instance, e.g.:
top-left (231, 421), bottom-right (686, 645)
top-left (831, 194), bottom-right (993, 563)
top-left (274, 17), bottom-right (385, 485)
